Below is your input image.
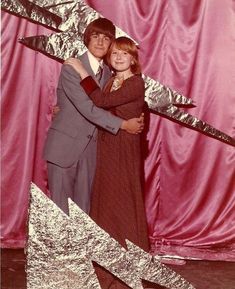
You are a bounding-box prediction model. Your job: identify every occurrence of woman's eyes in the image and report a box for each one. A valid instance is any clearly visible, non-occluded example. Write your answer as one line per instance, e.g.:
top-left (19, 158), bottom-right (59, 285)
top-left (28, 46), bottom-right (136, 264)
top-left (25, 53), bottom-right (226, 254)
top-left (112, 51), bottom-right (128, 55)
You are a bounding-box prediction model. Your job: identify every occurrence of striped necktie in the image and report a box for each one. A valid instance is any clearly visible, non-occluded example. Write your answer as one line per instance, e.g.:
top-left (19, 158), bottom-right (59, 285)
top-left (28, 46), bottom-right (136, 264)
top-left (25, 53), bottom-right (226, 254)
top-left (95, 65), bottom-right (103, 83)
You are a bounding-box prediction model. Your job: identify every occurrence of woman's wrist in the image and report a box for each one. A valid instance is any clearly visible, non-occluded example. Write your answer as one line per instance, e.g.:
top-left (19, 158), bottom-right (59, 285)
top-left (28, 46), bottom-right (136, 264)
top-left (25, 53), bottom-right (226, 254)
top-left (79, 69), bottom-right (89, 80)
top-left (80, 76), bottom-right (99, 95)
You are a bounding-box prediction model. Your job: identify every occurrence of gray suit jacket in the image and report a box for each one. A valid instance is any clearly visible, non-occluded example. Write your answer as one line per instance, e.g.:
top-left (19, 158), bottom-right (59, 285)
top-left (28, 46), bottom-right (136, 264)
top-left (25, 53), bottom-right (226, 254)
top-left (43, 52), bottom-right (122, 168)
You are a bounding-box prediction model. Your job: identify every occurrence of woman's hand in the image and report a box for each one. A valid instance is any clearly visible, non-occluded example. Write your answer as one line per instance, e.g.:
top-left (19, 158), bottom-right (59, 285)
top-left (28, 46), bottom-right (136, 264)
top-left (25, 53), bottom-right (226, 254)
top-left (64, 58), bottom-right (89, 79)
top-left (121, 113), bottom-right (144, 134)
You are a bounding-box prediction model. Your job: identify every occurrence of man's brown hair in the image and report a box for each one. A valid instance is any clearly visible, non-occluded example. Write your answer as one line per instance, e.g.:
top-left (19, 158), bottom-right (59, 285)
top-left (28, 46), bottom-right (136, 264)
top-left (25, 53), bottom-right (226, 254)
top-left (84, 18), bottom-right (116, 47)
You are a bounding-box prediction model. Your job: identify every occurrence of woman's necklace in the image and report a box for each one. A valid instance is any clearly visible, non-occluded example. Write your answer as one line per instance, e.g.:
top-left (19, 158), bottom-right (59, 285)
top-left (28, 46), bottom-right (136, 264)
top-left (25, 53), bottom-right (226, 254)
top-left (111, 73), bottom-right (134, 91)
top-left (111, 76), bottom-right (124, 91)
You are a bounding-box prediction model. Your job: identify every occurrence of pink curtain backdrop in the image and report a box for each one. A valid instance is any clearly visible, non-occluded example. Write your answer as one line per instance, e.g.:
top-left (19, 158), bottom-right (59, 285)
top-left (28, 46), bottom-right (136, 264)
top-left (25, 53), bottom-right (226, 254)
top-left (1, 0), bottom-right (235, 260)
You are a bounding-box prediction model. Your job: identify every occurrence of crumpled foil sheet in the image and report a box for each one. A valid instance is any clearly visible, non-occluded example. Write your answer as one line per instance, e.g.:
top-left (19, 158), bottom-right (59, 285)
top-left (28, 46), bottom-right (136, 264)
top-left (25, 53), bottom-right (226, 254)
top-left (27, 183), bottom-right (195, 289)
top-left (30, 0), bottom-right (80, 18)
top-left (157, 104), bottom-right (235, 146)
top-left (19, 31), bottom-right (88, 59)
top-left (143, 75), bottom-right (194, 108)
top-left (28, 0), bottom-right (134, 38)
top-left (1, 0), bottom-right (62, 30)
top-left (3, 0), bottom-right (235, 146)
top-left (27, 184), bottom-right (101, 289)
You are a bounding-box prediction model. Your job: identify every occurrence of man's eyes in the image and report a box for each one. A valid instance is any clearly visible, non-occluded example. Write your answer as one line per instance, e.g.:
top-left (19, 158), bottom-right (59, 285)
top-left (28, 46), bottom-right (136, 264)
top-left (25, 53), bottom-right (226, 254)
top-left (91, 34), bottom-right (110, 41)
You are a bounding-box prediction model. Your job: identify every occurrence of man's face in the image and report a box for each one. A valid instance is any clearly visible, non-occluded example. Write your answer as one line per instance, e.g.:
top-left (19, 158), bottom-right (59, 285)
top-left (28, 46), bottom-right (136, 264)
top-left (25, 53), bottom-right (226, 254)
top-left (88, 32), bottom-right (112, 61)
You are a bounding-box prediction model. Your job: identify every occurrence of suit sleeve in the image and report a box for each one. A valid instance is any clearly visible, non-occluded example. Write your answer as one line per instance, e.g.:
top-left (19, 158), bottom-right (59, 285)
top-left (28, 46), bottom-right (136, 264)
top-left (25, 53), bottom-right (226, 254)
top-left (60, 64), bottom-right (123, 134)
top-left (80, 75), bottom-right (145, 108)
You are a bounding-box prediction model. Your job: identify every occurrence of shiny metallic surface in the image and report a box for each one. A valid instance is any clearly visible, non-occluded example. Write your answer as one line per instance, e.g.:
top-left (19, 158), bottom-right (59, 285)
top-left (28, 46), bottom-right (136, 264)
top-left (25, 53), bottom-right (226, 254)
top-left (30, 0), bottom-right (134, 38)
top-left (156, 104), bottom-right (235, 146)
top-left (69, 199), bottom-right (144, 289)
top-left (143, 75), bottom-right (235, 146)
top-left (19, 31), bottom-right (87, 59)
top-left (30, 0), bottom-right (77, 18)
top-left (27, 184), bottom-right (195, 289)
top-left (27, 184), bottom-right (102, 289)
top-left (143, 75), bottom-right (194, 108)
top-left (1, 0), bottom-right (62, 29)
top-left (126, 241), bottom-right (195, 289)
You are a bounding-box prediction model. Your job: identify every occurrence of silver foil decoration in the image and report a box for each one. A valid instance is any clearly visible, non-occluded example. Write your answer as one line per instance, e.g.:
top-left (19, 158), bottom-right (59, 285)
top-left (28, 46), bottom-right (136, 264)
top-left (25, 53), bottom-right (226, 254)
top-left (156, 104), bottom-right (235, 146)
top-left (19, 31), bottom-right (87, 60)
top-left (1, 0), bottom-right (62, 29)
top-left (27, 184), bottom-right (102, 289)
top-left (31, 0), bottom-right (135, 39)
top-left (143, 75), bottom-right (194, 108)
top-left (27, 183), bottom-right (195, 289)
top-left (2, 0), bottom-right (235, 146)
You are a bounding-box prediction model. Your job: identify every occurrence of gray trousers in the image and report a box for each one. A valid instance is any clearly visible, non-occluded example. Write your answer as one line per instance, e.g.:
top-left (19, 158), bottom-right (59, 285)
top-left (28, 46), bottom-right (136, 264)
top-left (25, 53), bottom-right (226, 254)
top-left (47, 136), bottom-right (97, 214)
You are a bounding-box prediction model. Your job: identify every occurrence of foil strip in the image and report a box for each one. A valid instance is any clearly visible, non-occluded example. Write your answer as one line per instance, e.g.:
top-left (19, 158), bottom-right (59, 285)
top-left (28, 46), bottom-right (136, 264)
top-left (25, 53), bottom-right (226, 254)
top-left (28, 184), bottom-right (102, 289)
top-left (1, 0), bottom-right (62, 30)
top-left (56, 1), bottom-right (99, 32)
top-left (126, 241), bottom-right (194, 289)
top-left (28, 183), bottom-right (195, 289)
top-left (19, 31), bottom-right (87, 60)
top-left (143, 75), bottom-right (194, 108)
top-left (156, 104), bottom-right (235, 146)
top-left (30, 0), bottom-right (77, 18)
top-left (70, 200), bottom-right (195, 288)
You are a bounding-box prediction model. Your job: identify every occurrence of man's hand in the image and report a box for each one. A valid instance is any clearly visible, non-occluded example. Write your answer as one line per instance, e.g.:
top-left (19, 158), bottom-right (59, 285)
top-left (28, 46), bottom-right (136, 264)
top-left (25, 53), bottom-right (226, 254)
top-left (51, 105), bottom-right (60, 118)
top-left (121, 113), bottom-right (144, 134)
top-left (64, 58), bottom-right (89, 79)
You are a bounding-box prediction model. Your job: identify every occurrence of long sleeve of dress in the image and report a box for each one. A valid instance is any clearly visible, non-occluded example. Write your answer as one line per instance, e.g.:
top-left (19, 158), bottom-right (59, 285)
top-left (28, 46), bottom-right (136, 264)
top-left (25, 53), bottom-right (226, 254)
top-left (58, 65), bottom-right (122, 134)
top-left (80, 75), bottom-right (145, 108)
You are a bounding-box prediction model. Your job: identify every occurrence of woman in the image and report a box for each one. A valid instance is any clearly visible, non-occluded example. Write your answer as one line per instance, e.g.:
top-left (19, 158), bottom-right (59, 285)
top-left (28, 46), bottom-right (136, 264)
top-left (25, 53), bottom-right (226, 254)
top-left (66, 36), bottom-right (149, 288)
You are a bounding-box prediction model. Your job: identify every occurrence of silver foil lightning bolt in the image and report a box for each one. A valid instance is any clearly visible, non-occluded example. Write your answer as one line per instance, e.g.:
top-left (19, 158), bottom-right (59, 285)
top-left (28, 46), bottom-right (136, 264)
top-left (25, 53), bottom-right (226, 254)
top-left (27, 183), bottom-right (195, 289)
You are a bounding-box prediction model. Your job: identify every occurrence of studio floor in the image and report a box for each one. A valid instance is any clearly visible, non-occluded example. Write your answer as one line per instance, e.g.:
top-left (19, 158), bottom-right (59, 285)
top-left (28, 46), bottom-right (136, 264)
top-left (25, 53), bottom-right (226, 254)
top-left (1, 249), bottom-right (235, 289)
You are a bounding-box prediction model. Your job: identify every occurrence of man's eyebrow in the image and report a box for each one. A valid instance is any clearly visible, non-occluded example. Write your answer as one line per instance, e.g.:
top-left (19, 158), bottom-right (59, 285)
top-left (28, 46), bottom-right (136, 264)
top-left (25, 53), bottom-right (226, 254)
top-left (90, 32), bottom-right (111, 39)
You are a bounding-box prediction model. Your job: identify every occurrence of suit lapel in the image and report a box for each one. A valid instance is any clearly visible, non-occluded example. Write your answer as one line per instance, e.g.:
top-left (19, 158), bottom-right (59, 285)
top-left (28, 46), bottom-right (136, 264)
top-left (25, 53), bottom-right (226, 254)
top-left (100, 64), bottom-right (111, 89)
top-left (79, 52), bottom-right (111, 88)
top-left (79, 52), bottom-right (96, 79)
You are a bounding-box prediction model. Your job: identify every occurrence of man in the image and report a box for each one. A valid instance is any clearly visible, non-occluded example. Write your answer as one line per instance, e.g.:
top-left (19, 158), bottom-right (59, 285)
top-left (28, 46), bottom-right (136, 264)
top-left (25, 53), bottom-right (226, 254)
top-left (43, 18), bottom-right (143, 214)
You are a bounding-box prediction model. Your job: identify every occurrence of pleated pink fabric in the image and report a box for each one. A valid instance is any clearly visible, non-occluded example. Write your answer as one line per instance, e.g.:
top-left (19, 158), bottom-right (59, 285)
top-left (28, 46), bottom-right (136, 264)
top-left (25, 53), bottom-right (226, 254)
top-left (1, 1), bottom-right (235, 260)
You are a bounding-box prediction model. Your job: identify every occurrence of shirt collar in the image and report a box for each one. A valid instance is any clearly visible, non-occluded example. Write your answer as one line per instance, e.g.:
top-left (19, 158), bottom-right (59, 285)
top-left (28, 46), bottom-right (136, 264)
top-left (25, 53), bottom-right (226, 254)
top-left (87, 51), bottom-right (104, 75)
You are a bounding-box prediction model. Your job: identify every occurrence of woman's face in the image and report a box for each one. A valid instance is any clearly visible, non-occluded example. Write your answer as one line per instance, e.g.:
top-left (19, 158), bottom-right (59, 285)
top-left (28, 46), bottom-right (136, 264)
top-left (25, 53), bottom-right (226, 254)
top-left (110, 46), bottom-right (133, 73)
